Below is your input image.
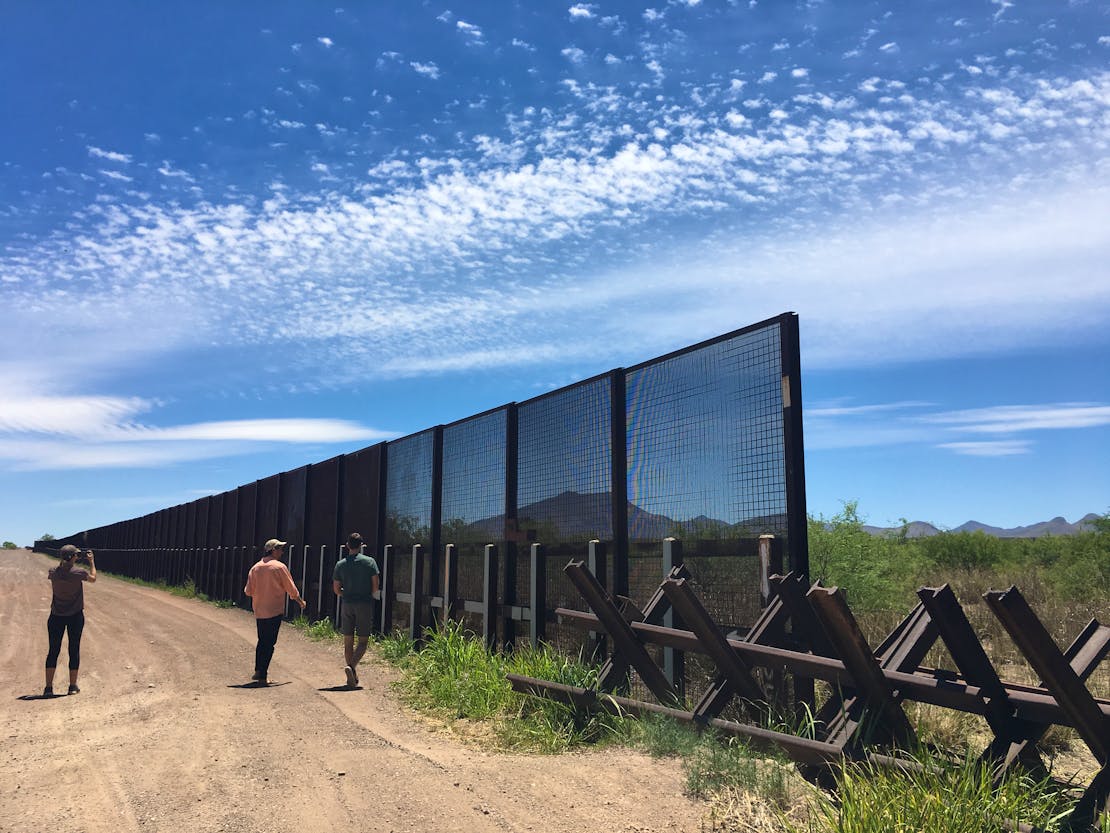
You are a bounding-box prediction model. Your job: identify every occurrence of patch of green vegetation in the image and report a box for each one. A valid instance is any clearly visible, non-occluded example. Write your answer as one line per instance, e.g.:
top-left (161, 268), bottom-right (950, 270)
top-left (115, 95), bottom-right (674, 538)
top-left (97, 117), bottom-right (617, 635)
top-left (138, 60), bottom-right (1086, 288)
top-left (289, 614), bottom-right (340, 641)
top-left (789, 751), bottom-right (1077, 833)
top-left (385, 619), bottom-right (630, 752)
top-left (809, 502), bottom-right (1110, 613)
top-left (104, 572), bottom-right (212, 602)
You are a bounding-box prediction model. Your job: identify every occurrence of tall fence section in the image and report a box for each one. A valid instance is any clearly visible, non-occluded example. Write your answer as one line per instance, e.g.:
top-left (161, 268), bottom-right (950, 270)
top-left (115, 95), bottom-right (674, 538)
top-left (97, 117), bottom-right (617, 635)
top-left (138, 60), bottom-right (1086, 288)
top-left (40, 313), bottom-right (807, 666)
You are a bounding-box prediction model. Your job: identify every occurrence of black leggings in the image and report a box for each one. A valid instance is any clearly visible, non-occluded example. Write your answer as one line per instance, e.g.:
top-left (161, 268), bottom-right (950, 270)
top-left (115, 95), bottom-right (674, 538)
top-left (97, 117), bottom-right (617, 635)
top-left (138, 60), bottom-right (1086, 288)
top-left (255, 615), bottom-right (283, 677)
top-left (46, 613), bottom-right (85, 670)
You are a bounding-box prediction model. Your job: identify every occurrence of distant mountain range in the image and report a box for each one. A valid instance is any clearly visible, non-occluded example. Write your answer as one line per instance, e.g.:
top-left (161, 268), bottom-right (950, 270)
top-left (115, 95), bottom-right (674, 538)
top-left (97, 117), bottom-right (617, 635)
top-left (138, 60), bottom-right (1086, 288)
top-left (451, 491), bottom-right (1101, 542)
top-left (457, 490), bottom-right (785, 542)
top-left (862, 514), bottom-right (1104, 539)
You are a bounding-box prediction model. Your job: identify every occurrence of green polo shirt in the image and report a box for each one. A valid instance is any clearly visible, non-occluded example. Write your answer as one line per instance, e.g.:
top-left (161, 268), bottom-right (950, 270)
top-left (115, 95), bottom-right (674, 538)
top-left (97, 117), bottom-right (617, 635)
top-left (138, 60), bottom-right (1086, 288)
top-left (332, 552), bottom-right (380, 603)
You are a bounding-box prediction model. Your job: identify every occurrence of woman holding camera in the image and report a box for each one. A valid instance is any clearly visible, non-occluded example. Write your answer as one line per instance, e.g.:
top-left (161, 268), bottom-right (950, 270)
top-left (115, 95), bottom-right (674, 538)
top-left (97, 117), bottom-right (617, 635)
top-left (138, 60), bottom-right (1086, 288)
top-left (44, 544), bottom-right (96, 696)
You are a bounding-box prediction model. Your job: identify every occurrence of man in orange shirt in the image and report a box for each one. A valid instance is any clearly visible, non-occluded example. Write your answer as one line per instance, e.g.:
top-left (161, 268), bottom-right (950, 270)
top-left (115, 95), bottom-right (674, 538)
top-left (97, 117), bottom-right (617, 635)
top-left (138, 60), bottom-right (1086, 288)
top-left (243, 538), bottom-right (306, 685)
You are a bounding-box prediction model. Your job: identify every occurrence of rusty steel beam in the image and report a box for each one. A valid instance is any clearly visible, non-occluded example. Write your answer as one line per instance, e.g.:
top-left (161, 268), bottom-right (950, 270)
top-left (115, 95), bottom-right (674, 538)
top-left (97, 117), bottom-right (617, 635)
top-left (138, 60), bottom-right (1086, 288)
top-left (917, 584), bottom-right (1044, 774)
top-left (661, 577), bottom-right (767, 712)
top-left (564, 561), bottom-right (679, 706)
top-left (595, 562), bottom-right (689, 692)
top-left (508, 673), bottom-right (953, 779)
top-left (984, 586), bottom-right (1110, 766)
top-left (507, 673), bottom-right (845, 766)
top-left (817, 599), bottom-right (937, 751)
top-left (690, 590), bottom-right (791, 721)
top-left (806, 586), bottom-right (917, 749)
top-left (772, 571), bottom-right (836, 657)
top-left (554, 607), bottom-right (1110, 727)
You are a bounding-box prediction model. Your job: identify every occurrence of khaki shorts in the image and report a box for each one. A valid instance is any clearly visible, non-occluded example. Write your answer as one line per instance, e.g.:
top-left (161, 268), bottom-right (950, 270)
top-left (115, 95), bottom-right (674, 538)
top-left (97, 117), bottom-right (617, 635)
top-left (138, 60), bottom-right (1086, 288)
top-left (339, 601), bottom-right (375, 637)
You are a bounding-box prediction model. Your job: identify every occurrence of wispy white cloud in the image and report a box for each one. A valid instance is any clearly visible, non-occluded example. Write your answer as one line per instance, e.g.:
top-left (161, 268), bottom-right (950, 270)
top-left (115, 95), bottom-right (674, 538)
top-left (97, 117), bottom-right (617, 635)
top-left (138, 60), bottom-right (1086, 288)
top-left (808, 401), bottom-right (933, 418)
top-left (87, 146), bottom-right (132, 164)
top-left (411, 61), bottom-right (441, 79)
top-left (569, 4), bottom-right (594, 19)
top-left (3, 50), bottom-right (1108, 406)
top-left (0, 390), bottom-right (393, 470)
top-left (457, 20), bottom-right (484, 41)
top-left (923, 404), bottom-right (1110, 434)
top-left (805, 399), bottom-right (1110, 455)
top-left (317, 36), bottom-right (334, 47)
top-left (938, 440), bottom-right (1031, 457)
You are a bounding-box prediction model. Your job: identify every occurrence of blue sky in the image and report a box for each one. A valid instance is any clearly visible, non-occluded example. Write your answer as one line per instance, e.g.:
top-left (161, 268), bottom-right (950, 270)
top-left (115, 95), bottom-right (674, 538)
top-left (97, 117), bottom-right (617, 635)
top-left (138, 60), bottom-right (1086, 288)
top-left (2, 1), bottom-right (1108, 546)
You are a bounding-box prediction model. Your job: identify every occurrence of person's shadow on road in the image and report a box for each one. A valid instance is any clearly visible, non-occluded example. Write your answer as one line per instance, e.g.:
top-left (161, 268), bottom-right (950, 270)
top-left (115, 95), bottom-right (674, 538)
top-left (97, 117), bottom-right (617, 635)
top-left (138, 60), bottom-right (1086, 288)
top-left (317, 684), bottom-right (362, 692)
top-left (17, 693), bottom-right (60, 700)
top-left (226, 681), bottom-right (291, 689)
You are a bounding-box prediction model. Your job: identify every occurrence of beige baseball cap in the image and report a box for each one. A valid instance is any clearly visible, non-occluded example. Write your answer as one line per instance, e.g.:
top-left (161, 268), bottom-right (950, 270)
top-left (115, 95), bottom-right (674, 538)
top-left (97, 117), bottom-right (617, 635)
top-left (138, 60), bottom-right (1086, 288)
top-left (264, 538), bottom-right (287, 552)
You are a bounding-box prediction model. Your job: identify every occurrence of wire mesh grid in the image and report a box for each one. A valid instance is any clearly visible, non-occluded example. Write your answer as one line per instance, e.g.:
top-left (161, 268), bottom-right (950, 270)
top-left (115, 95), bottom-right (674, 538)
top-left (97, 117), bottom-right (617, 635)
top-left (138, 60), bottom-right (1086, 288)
top-left (517, 377), bottom-right (613, 547)
top-left (384, 431), bottom-right (435, 551)
top-left (626, 323), bottom-right (786, 544)
top-left (441, 410), bottom-right (506, 547)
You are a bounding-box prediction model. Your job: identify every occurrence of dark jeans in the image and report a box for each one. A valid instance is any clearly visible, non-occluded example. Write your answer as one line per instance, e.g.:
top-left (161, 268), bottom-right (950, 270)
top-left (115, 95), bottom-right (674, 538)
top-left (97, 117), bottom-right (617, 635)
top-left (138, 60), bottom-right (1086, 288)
top-left (254, 615), bottom-right (283, 677)
top-left (46, 613), bottom-right (85, 670)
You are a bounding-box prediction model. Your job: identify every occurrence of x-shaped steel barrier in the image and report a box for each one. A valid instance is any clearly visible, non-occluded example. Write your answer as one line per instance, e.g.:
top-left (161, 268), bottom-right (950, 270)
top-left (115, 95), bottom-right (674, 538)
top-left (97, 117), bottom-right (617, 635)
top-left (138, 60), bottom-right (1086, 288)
top-left (508, 562), bottom-right (1110, 832)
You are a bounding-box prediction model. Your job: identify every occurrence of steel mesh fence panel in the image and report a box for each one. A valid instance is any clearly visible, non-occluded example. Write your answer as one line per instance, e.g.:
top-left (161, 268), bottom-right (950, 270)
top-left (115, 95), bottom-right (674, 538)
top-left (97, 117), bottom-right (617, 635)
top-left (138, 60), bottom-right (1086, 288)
top-left (384, 431), bottom-right (435, 633)
top-left (236, 484), bottom-right (257, 547)
top-left (442, 410), bottom-right (506, 620)
top-left (236, 483), bottom-right (258, 606)
top-left (184, 502), bottom-right (197, 551)
top-left (194, 496), bottom-right (210, 549)
top-left (257, 475), bottom-right (280, 544)
top-left (280, 466), bottom-right (307, 587)
top-left (517, 376), bottom-right (613, 649)
top-left (385, 431), bottom-right (435, 552)
top-left (453, 544), bottom-right (487, 614)
top-left (342, 444), bottom-right (383, 555)
top-left (220, 491), bottom-right (238, 547)
top-left (442, 411), bottom-right (505, 547)
top-left (625, 322), bottom-right (786, 627)
top-left (306, 456), bottom-right (341, 619)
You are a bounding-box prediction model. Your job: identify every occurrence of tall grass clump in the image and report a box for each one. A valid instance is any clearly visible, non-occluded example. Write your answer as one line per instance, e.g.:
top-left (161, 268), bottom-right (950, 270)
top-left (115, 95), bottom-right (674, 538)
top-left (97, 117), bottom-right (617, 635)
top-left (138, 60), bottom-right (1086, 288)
top-left (500, 643), bottom-right (630, 751)
top-left (289, 614), bottom-right (340, 641)
top-left (384, 619), bottom-right (630, 752)
top-left (392, 618), bottom-right (509, 720)
top-left (791, 751), bottom-right (1075, 833)
top-left (684, 734), bottom-right (794, 805)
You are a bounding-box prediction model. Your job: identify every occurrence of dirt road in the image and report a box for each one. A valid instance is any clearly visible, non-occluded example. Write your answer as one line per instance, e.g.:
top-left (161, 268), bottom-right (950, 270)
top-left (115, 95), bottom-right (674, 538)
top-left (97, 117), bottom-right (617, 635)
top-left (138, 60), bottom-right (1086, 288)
top-left (1, 549), bottom-right (703, 833)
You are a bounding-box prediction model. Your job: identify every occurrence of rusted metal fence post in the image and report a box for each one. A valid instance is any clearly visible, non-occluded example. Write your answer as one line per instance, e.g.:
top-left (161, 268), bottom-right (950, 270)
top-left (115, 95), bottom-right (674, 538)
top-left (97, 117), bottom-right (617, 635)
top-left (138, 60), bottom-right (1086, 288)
top-left (530, 543), bottom-right (546, 646)
top-left (443, 543), bottom-right (458, 623)
top-left (662, 537), bottom-right (685, 700)
top-left (587, 539), bottom-right (607, 662)
top-left (380, 544), bottom-right (394, 635)
top-left (409, 543), bottom-right (425, 641)
top-left (483, 543), bottom-right (499, 649)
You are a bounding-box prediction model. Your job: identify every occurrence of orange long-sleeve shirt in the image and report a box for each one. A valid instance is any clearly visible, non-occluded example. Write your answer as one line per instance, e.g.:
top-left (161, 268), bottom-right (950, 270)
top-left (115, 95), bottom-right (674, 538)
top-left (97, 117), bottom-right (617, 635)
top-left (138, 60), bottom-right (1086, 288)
top-left (243, 557), bottom-right (300, 619)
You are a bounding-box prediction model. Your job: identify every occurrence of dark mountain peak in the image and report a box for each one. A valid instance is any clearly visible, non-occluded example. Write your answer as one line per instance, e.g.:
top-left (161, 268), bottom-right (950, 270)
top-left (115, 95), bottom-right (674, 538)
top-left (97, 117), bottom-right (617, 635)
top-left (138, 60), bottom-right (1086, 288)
top-left (866, 513), bottom-right (1103, 539)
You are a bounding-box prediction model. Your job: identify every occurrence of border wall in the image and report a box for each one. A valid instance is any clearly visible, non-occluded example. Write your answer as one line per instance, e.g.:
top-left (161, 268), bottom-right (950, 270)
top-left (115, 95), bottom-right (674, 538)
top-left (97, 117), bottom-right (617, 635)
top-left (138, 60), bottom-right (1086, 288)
top-left (40, 312), bottom-right (807, 659)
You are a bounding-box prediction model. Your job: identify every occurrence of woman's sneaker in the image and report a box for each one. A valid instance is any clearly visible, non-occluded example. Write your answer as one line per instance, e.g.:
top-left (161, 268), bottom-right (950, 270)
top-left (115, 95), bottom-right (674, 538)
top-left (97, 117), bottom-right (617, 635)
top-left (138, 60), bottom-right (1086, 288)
top-left (67, 684), bottom-right (80, 695)
top-left (344, 665), bottom-right (357, 687)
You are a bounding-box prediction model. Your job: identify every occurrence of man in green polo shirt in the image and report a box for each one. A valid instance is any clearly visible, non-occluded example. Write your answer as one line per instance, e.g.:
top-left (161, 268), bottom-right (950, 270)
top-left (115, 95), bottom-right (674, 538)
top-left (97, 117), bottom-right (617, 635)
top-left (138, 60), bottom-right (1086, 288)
top-left (332, 532), bottom-right (380, 688)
